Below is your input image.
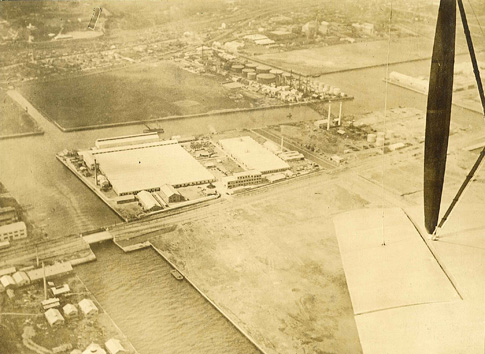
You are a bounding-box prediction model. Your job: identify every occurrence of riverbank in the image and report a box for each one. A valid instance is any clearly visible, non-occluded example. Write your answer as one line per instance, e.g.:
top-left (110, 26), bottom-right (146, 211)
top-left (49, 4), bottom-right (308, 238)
top-left (102, 169), bottom-right (364, 354)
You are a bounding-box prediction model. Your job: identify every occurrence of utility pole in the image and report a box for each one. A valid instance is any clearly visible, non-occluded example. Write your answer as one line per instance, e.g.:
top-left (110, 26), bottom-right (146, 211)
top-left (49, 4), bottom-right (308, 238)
top-left (94, 159), bottom-right (98, 185)
top-left (42, 262), bottom-right (47, 300)
top-left (338, 101), bottom-right (343, 126)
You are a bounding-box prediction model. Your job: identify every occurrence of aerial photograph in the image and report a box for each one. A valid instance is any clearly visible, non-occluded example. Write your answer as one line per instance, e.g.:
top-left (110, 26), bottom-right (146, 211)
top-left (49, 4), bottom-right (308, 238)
top-left (0, 0), bottom-right (483, 353)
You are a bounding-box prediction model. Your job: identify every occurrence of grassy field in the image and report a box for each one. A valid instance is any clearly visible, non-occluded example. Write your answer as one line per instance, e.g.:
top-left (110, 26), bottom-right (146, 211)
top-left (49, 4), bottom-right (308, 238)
top-left (19, 61), bottom-right (257, 130)
top-left (0, 92), bottom-right (41, 137)
top-left (256, 37), bottom-right (435, 76)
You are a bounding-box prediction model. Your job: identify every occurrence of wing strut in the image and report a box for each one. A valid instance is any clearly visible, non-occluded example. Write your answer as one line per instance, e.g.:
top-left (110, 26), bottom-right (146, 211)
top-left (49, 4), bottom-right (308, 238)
top-left (434, 0), bottom-right (485, 236)
top-left (424, 0), bottom-right (457, 234)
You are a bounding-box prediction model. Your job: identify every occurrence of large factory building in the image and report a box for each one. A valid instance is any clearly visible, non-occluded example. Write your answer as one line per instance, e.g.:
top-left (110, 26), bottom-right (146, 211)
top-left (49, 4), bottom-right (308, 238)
top-left (81, 140), bottom-right (215, 196)
top-left (219, 136), bottom-right (290, 174)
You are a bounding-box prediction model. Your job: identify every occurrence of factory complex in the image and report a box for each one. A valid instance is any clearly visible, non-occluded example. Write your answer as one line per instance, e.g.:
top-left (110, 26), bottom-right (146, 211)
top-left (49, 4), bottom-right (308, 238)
top-left (218, 136), bottom-right (290, 174)
top-left (59, 130), bottom-right (319, 220)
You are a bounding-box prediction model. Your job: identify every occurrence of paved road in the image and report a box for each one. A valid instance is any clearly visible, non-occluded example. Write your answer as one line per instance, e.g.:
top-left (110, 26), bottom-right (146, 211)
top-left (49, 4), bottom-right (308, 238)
top-left (7, 90), bottom-right (61, 138)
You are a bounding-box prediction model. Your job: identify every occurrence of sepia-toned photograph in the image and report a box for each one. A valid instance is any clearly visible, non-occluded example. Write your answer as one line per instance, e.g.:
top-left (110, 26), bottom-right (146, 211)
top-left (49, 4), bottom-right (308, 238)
top-left (0, 0), bottom-right (483, 353)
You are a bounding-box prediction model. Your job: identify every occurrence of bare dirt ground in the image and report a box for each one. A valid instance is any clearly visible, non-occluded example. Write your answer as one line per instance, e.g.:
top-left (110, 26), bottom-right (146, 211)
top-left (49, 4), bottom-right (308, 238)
top-left (150, 173), bottom-right (366, 354)
top-left (18, 61), bottom-right (258, 130)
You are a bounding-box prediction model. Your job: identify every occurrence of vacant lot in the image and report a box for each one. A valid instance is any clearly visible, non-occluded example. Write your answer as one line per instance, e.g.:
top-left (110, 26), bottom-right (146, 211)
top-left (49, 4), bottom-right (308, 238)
top-left (150, 174), bottom-right (366, 354)
top-left (20, 61), bottom-right (257, 130)
top-left (256, 37), bottom-right (434, 76)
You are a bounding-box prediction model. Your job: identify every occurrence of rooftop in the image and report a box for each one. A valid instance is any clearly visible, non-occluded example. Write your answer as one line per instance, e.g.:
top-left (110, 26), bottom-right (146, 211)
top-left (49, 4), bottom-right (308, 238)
top-left (93, 143), bottom-right (215, 195)
top-left (0, 221), bottom-right (26, 233)
top-left (219, 136), bottom-right (289, 174)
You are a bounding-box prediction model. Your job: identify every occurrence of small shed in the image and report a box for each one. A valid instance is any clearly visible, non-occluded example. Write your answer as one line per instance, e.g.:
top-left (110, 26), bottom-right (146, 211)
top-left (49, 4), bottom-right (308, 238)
top-left (330, 155), bottom-right (344, 164)
top-left (45, 308), bottom-right (65, 327)
top-left (12, 271), bottom-right (30, 287)
top-left (136, 191), bottom-right (161, 212)
top-left (159, 184), bottom-right (183, 204)
top-left (79, 298), bottom-right (98, 318)
top-left (266, 173), bottom-right (286, 184)
top-left (0, 275), bottom-right (16, 289)
top-left (105, 338), bottom-right (127, 354)
top-left (82, 343), bottom-right (106, 354)
top-left (63, 303), bottom-right (79, 319)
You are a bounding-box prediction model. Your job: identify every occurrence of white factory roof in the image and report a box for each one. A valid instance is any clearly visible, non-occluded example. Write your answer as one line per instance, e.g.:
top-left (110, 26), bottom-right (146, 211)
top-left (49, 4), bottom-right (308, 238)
top-left (94, 143), bottom-right (215, 195)
top-left (263, 140), bottom-right (281, 154)
top-left (27, 262), bottom-right (73, 282)
top-left (0, 221), bottom-right (26, 233)
top-left (219, 136), bottom-right (289, 174)
top-left (243, 34), bottom-right (268, 41)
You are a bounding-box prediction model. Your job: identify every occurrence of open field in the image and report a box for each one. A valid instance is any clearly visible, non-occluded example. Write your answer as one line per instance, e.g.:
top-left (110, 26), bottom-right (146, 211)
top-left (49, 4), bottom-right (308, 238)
top-left (19, 61), bottom-right (258, 130)
top-left (0, 92), bottom-right (42, 138)
top-left (148, 175), bottom-right (366, 354)
top-left (256, 37), bottom-right (435, 76)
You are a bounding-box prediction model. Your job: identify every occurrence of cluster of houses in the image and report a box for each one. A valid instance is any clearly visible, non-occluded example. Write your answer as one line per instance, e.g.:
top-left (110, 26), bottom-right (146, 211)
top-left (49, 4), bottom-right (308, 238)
top-left (45, 297), bottom-right (128, 354)
top-left (0, 262), bottom-right (129, 354)
top-left (0, 262), bottom-right (73, 295)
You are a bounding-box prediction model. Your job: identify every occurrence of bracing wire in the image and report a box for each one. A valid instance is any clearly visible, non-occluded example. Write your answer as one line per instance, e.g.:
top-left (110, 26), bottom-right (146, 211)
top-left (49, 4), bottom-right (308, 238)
top-left (381, 1), bottom-right (393, 246)
top-left (465, 0), bottom-right (485, 44)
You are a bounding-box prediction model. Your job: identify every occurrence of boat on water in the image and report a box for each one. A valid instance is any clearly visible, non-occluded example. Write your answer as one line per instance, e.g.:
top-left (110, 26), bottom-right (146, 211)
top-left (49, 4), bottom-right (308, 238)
top-left (143, 123), bottom-right (164, 134)
top-left (170, 269), bottom-right (184, 281)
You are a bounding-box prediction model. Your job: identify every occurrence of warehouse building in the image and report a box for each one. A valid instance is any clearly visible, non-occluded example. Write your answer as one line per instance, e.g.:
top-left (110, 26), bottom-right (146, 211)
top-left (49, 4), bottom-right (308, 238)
top-left (219, 136), bottom-right (290, 174)
top-left (0, 221), bottom-right (27, 242)
top-left (278, 151), bottom-right (304, 161)
top-left (159, 184), bottom-right (184, 204)
top-left (12, 271), bottom-right (30, 287)
top-left (389, 72), bottom-right (429, 93)
top-left (27, 263), bottom-right (73, 282)
top-left (136, 191), bottom-right (162, 212)
top-left (86, 141), bottom-right (215, 196)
